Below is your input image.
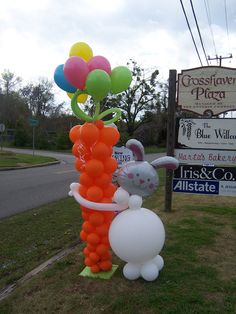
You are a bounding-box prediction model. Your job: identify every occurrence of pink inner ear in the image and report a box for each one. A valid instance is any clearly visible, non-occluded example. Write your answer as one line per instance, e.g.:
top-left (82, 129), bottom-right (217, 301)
top-left (129, 144), bottom-right (143, 161)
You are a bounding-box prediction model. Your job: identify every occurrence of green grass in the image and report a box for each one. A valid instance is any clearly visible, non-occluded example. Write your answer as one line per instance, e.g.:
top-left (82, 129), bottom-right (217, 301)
top-left (0, 198), bottom-right (82, 288)
top-left (0, 150), bottom-right (57, 167)
top-left (0, 170), bottom-right (235, 313)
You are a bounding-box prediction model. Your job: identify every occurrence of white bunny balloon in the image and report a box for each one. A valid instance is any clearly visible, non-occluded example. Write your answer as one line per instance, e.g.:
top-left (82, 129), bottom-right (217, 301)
top-left (69, 139), bottom-right (179, 281)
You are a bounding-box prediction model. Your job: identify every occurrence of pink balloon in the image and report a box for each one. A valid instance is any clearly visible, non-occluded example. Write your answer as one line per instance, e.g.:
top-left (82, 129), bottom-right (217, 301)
top-left (64, 56), bottom-right (89, 90)
top-left (88, 56), bottom-right (111, 75)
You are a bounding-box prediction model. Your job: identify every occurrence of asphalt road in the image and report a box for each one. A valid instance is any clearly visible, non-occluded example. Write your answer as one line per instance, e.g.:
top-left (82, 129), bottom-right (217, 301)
top-left (0, 148), bottom-right (78, 219)
top-left (0, 148), bottom-right (165, 220)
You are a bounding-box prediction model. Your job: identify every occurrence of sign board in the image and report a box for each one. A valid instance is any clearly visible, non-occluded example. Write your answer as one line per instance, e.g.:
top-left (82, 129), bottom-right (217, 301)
top-left (112, 146), bottom-right (133, 167)
top-left (174, 149), bottom-right (236, 166)
top-left (0, 123), bottom-right (5, 133)
top-left (177, 118), bottom-right (236, 150)
top-left (173, 164), bottom-right (236, 196)
top-left (29, 118), bottom-right (39, 127)
top-left (178, 66), bottom-right (236, 115)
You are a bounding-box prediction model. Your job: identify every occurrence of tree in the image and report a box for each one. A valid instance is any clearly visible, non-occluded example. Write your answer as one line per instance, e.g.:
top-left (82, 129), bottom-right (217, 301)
top-left (0, 69), bottom-right (22, 96)
top-left (0, 70), bottom-right (29, 128)
top-left (102, 60), bottom-right (161, 136)
top-left (20, 78), bottom-right (55, 117)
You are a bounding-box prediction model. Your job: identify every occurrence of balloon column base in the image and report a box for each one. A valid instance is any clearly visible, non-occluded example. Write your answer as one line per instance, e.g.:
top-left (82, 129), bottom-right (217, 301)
top-left (79, 265), bottom-right (119, 279)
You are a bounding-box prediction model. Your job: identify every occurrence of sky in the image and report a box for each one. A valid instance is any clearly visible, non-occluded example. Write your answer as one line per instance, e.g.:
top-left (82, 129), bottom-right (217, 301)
top-left (1, 0), bottom-right (236, 104)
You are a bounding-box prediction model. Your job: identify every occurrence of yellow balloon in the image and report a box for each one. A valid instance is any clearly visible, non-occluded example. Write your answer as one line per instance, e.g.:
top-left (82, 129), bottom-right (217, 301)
top-left (69, 42), bottom-right (93, 62)
top-left (67, 92), bottom-right (88, 104)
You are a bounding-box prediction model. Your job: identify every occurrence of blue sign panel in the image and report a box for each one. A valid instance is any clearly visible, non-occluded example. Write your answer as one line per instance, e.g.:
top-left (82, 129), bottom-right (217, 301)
top-left (173, 179), bottom-right (219, 195)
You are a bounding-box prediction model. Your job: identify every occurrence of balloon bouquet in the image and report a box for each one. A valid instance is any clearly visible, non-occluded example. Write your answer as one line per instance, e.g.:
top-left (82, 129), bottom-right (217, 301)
top-left (54, 42), bottom-right (132, 274)
top-left (54, 42), bottom-right (179, 281)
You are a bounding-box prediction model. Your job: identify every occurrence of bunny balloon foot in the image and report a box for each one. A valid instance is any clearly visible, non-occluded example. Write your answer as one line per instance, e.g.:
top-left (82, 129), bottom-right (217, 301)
top-left (123, 255), bottom-right (164, 281)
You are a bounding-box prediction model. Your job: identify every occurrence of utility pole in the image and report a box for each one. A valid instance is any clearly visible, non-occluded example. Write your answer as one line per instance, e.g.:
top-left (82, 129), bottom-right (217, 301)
top-left (208, 54), bottom-right (233, 67)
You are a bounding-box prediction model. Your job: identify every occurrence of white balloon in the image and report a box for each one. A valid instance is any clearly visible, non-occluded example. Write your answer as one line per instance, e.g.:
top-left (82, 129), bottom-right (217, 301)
top-left (123, 263), bottom-right (140, 280)
top-left (140, 262), bottom-right (159, 281)
top-left (109, 207), bottom-right (165, 263)
top-left (152, 255), bottom-right (164, 270)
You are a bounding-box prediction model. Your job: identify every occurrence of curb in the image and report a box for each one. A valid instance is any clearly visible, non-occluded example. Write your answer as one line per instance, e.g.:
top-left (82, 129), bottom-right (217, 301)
top-left (0, 160), bottom-right (60, 171)
top-left (0, 240), bottom-right (81, 301)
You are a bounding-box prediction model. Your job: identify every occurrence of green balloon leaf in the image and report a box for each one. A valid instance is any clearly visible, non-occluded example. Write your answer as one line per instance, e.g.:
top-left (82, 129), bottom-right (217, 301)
top-left (86, 69), bottom-right (111, 101)
top-left (111, 66), bottom-right (132, 94)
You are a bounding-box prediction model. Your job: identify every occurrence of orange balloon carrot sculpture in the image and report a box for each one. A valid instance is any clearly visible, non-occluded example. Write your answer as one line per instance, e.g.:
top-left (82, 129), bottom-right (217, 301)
top-left (54, 41), bottom-right (132, 273)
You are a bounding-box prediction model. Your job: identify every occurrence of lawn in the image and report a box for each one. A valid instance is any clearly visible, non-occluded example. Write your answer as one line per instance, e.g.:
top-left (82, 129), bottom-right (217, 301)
top-left (0, 150), bottom-right (57, 168)
top-left (0, 170), bottom-right (235, 313)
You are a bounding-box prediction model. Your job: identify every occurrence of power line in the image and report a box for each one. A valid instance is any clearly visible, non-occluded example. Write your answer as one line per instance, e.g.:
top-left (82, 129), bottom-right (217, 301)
top-left (224, 0), bottom-right (231, 53)
top-left (179, 0), bottom-right (203, 66)
top-left (204, 0), bottom-right (217, 57)
top-left (189, 0), bottom-right (209, 65)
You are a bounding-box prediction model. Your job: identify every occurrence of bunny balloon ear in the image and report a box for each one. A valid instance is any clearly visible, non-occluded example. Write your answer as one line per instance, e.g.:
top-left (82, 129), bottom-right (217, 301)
top-left (151, 156), bottom-right (179, 170)
top-left (126, 139), bottom-right (145, 161)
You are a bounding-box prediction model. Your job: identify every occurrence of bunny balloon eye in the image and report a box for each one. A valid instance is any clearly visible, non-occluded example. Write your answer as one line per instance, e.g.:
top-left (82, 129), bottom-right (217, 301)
top-left (136, 173), bottom-right (140, 177)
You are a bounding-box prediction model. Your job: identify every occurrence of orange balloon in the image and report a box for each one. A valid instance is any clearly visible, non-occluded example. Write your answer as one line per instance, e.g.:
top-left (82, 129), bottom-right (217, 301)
top-left (103, 183), bottom-right (116, 198)
top-left (85, 159), bottom-right (104, 177)
top-left (80, 123), bottom-right (99, 146)
top-left (82, 221), bottom-right (95, 234)
top-left (100, 127), bottom-right (120, 146)
top-left (79, 185), bottom-right (87, 198)
top-left (96, 223), bottom-right (109, 237)
top-left (79, 172), bottom-right (94, 187)
top-left (87, 243), bottom-right (96, 252)
top-left (82, 211), bottom-right (90, 221)
top-left (89, 252), bottom-right (100, 263)
top-left (69, 125), bottom-right (81, 143)
top-left (95, 120), bottom-right (104, 129)
top-left (89, 212), bottom-right (104, 226)
top-left (85, 257), bottom-right (93, 267)
top-left (99, 260), bottom-right (112, 271)
top-left (103, 211), bottom-right (115, 222)
top-left (83, 247), bottom-right (90, 257)
top-left (72, 141), bottom-right (80, 158)
top-left (75, 158), bottom-right (84, 172)
top-left (94, 173), bottom-right (112, 188)
top-left (91, 142), bottom-right (110, 160)
top-left (101, 236), bottom-right (110, 245)
top-left (104, 157), bottom-right (118, 173)
top-left (90, 264), bottom-right (100, 273)
top-left (100, 251), bottom-right (111, 261)
top-left (96, 244), bottom-right (109, 256)
top-left (86, 186), bottom-right (103, 202)
top-left (80, 230), bottom-right (87, 241)
top-left (87, 233), bottom-right (100, 245)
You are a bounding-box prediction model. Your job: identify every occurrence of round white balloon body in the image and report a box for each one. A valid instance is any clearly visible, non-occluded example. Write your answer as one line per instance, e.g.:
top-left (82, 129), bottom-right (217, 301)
top-left (109, 207), bottom-right (165, 263)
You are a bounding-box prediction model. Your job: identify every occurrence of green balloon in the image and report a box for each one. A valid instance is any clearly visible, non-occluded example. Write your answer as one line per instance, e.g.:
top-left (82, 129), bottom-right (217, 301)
top-left (86, 69), bottom-right (111, 101)
top-left (111, 66), bottom-right (132, 94)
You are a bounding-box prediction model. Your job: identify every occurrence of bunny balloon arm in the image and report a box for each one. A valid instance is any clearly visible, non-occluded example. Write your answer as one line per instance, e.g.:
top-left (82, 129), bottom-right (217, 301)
top-left (69, 183), bottom-right (128, 211)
